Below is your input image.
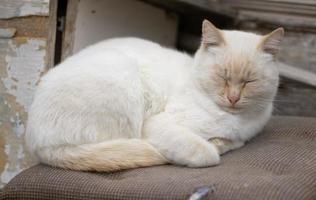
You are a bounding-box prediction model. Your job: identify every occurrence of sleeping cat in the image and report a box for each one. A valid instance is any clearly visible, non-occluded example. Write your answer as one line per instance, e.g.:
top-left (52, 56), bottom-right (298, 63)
top-left (25, 20), bottom-right (284, 171)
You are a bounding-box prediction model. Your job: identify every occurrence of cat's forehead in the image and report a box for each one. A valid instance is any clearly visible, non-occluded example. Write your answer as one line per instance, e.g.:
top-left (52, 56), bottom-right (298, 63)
top-left (222, 30), bottom-right (262, 52)
top-left (226, 54), bottom-right (251, 66)
top-left (215, 31), bottom-right (263, 73)
top-left (215, 46), bottom-right (255, 68)
top-left (217, 56), bottom-right (254, 74)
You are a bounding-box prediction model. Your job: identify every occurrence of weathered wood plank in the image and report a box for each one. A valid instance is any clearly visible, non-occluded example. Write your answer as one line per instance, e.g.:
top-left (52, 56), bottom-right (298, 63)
top-left (46, 0), bottom-right (57, 68)
top-left (247, 0), bottom-right (316, 6)
top-left (274, 77), bottom-right (316, 117)
top-left (145, 0), bottom-right (316, 29)
top-left (278, 63), bottom-right (316, 88)
top-left (238, 25), bottom-right (316, 74)
top-left (0, 17), bottom-right (48, 37)
top-left (0, 0), bottom-right (49, 19)
top-left (142, 0), bottom-right (236, 17)
top-left (220, 0), bottom-right (316, 16)
top-left (61, 0), bottom-right (79, 61)
top-left (179, 0), bottom-right (236, 17)
top-left (238, 11), bottom-right (316, 29)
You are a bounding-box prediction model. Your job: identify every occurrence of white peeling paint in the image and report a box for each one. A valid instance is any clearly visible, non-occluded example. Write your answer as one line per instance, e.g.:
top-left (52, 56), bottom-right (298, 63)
top-left (20, 0), bottom-right (49, 17)
top-left (0, 37), bottom-right (47, 188)
top-left (4, 100), bottom-right (12, 108)
top-left (2, 38), bottom-right (46, 111)
top-left (17, 145), bottom-right (25, 160)
top-left (0, 28), bottom-right (16, 38)
top-left (0, 0), bottom-right (49, 19)
top-left (4, 144), bottom-right (11, 155)
top-left (12, 112), bottom-right (25, 138)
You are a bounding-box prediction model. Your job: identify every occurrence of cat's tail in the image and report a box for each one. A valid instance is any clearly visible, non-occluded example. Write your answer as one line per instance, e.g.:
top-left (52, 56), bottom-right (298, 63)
top-left (36, 139), bottom-right (168, 172)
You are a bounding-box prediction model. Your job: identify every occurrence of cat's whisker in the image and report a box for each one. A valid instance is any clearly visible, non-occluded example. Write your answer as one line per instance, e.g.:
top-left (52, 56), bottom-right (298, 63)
top-left (243, 96), bottom-right (293, 104)
top-left (258, 98), bottom-right (294, 104)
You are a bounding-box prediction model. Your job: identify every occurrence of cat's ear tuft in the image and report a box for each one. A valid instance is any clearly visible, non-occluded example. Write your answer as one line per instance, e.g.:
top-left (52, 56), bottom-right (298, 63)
top-left (259, 27), bottom-right (284, 55)
top-left (202, 19), bottom-right (225, 46)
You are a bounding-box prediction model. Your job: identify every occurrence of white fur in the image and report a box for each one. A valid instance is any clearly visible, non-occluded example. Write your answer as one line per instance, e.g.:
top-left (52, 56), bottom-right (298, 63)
top-left (26, 30), bottom-right (279, 169)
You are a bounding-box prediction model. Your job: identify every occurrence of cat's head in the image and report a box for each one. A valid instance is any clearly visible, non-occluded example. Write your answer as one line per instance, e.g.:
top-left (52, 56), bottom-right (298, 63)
top-left (194, 20), bottom-right (284, 114)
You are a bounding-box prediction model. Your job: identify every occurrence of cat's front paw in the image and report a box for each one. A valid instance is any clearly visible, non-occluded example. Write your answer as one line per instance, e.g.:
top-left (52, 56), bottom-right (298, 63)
top-left (186, 142), bottom-right (220, 168)
top-left (209, 137), bottom-right (245, 155)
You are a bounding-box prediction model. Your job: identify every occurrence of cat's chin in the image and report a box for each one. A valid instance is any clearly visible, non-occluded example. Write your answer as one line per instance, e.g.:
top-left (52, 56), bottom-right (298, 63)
top-left (221, 106), bottom-right (244, 115)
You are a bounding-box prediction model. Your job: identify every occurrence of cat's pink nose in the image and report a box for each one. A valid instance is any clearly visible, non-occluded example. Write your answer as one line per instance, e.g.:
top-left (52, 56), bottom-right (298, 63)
top-left (227, 95), bottom-right (240, 106)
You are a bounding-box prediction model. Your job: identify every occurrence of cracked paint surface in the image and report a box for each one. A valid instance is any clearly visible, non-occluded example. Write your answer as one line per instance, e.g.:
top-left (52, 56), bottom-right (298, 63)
top-left (2, 38), bottom-right (46, 111)
top-left (0, 37), bottom-right (47, 188)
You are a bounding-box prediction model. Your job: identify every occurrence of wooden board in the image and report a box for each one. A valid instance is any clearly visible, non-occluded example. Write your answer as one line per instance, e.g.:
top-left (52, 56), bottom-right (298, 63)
top-left (220, 0), bottom-right (316, 16)
top-left (275, 77), bottom-right (316, 117)
top-left (61, 0), bottom-right (79, 61)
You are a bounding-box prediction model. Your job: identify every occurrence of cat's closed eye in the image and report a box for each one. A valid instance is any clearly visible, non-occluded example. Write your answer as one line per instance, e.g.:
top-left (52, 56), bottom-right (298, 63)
top-left (217, 73), bottom-right (229, 82)
top-left (244, 79), bottom-right (257, 84)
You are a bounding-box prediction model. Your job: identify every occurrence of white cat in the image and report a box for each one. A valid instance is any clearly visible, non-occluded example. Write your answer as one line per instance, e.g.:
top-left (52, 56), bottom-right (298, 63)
top-left (25, 20), bottom-right (284, 171)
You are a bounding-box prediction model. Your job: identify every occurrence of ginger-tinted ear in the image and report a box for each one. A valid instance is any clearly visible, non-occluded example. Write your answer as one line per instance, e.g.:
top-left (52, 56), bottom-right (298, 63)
top-left (259, 28), bottom-right (284, 55)
top-left (202, 19), bottom-right (225, 46)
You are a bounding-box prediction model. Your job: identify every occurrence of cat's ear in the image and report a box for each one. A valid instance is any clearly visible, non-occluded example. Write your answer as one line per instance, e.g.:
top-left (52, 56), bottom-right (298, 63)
top-left (202, 19), bottom-right (225, 46)
top-left (259, 28), bottom-right (284, 55)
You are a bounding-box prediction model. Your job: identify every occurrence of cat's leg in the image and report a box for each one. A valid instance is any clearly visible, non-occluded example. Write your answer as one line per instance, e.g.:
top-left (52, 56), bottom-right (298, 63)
top-left (143, 113), bottom-right (220, 167)
top-left (209, 138), bottom-right (244, 155)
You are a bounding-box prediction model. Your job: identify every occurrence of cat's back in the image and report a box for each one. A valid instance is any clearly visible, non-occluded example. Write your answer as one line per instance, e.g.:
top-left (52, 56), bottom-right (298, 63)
top-left (27, 38), bottom-right (191, 149)
top-left (71, 37), bottom-right (160, 59)
top-left (100, 37), bottom-right (193, 88)
top-left (75, 37), bottom-right (192, 69)
top-left (65, 37), bottom-right (193, 98)
top-left (55, 37), bottom-right (192, 80)
top-left (34, 37), bottom-right (193, 121)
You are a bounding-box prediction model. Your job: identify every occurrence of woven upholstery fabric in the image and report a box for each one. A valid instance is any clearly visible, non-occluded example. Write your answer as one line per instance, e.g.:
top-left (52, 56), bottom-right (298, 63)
top-left (2, 116), bottom-right (316, 200)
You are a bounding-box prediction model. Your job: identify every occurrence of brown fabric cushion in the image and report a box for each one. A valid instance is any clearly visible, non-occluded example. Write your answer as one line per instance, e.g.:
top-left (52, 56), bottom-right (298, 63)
top-left (2, 116), bottom-right (316, 200)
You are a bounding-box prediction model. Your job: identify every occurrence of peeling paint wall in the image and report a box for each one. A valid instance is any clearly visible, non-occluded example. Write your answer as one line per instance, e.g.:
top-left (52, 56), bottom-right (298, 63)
top-left (0, 0), bottom-right (51, 188)
top-left (0, 0), bottom-right (49, 19)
